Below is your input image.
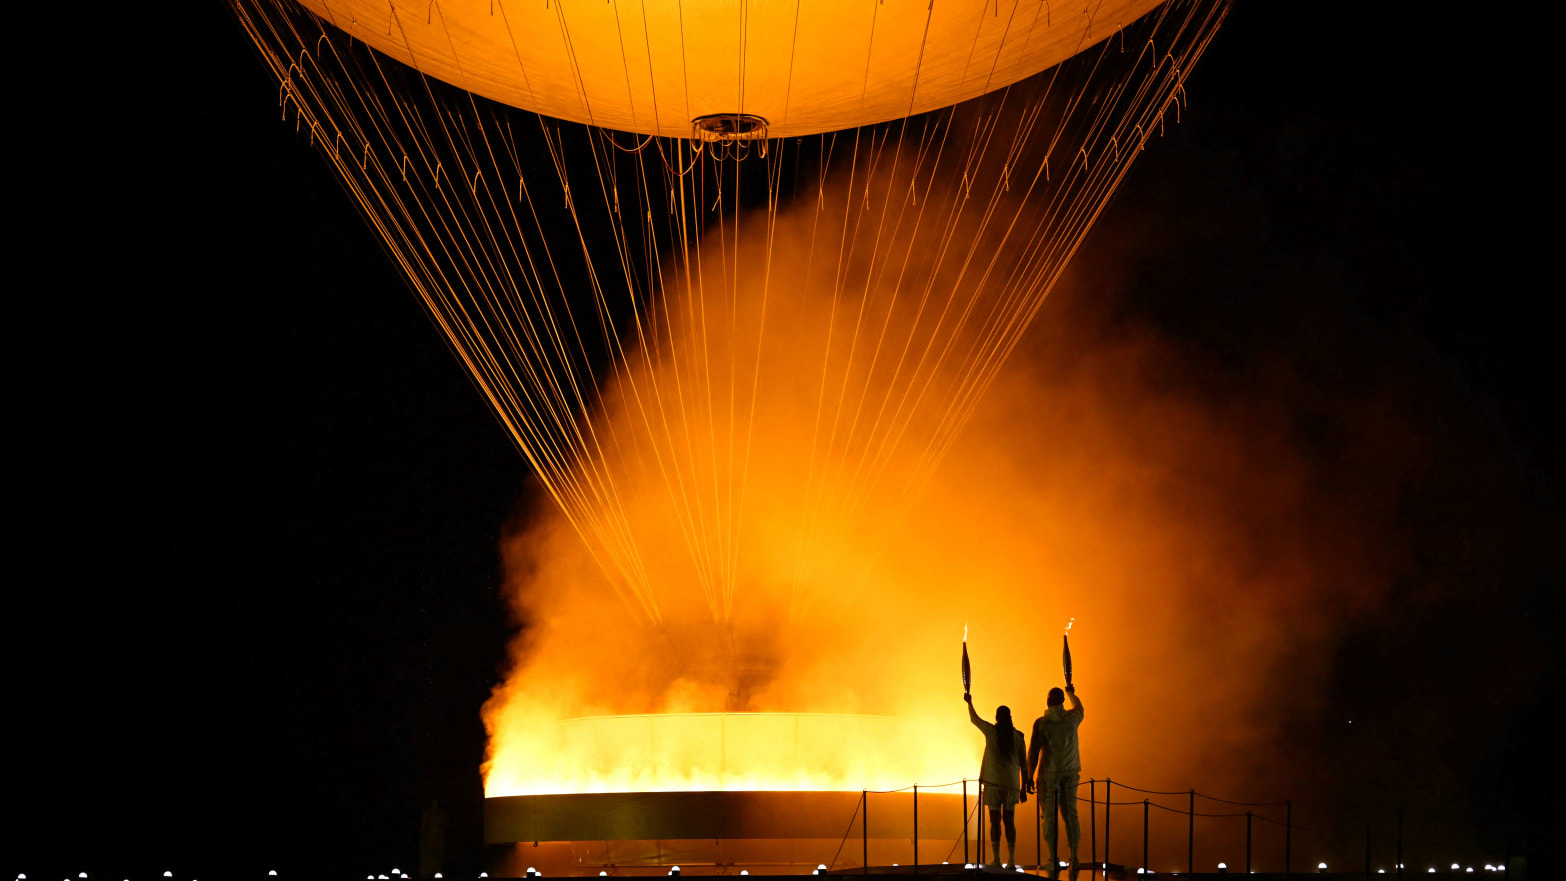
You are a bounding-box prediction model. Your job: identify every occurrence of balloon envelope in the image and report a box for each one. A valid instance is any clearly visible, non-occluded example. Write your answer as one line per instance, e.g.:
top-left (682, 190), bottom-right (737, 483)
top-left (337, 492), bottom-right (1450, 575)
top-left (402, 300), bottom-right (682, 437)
top-left (297, 0), bottom-right (1163, 137)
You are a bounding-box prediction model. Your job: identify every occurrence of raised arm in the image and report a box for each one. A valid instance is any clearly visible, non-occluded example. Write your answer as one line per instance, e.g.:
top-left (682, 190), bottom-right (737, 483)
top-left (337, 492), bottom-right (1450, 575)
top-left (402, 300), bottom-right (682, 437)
top-left (1027, 718), bottom-right (1047, 780)
top-left (965, 693), bottom-right (983, 728)
top-left (1067, 684), bottom-right (1084, 719)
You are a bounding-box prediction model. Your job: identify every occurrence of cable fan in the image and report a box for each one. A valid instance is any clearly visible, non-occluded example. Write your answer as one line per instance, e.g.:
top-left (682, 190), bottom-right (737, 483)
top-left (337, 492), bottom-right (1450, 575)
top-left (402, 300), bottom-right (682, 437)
top-left (236, 0), bottom-right (1230, 627)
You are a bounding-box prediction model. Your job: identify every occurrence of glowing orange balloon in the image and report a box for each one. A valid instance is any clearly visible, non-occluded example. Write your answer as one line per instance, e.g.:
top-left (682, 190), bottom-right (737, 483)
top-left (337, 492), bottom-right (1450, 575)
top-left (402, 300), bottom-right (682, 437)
top-left (298, 0), bottom-right (1163, 137)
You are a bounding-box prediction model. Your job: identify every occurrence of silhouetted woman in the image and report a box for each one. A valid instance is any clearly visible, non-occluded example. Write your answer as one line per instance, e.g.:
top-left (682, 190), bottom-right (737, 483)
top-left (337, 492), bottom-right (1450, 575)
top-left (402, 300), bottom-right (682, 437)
top-left (966, 692), bottom-right (1029, 867)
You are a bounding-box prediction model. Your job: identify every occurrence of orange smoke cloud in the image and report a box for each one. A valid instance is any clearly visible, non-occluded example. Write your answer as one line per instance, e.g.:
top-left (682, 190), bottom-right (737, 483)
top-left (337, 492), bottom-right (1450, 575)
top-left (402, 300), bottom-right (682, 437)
top-left (480, 141), bottom-right (1395, 808)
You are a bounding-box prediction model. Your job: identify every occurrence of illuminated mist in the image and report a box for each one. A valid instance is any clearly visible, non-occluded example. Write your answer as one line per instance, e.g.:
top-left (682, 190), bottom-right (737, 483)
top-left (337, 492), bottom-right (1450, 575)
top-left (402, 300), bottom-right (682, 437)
top-left (480, 154), bottom-right (1396, 806)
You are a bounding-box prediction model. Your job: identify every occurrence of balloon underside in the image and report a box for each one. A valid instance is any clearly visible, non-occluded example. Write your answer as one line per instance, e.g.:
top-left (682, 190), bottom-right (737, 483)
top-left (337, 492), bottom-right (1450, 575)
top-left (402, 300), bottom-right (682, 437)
top-left (299, 0), bottom-right (1165, 137)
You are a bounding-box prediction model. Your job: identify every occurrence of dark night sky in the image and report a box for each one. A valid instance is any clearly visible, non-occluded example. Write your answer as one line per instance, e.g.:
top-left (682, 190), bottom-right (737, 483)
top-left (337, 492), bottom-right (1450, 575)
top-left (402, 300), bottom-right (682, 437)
top-left (9, 2), bottom-right (1560, 878)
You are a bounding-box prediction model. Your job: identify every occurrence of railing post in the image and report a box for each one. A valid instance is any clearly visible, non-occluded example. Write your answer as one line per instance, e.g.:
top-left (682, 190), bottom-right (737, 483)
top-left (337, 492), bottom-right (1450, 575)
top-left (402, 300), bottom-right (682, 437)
top-left (1286, 800), bottom-right (1293, 877)
top-left (1365, 825), bottom-right (1371, 881)
top-left (1142, 799), bottom-right (1149, 874)
top-left (862, 789), bottom-right (868, 874)
top-left (978, 781), bottom-right (986, 865)
top-left (1188, 789), bottom-right (1195, 875)
top-left (964, 779), bottom-right (970, 866)
top-left (1105, 778), bottom-right (1112, 875)
top-left (1245, 811), bottom-right (1252, 875)
top-left (1036, 781), bottom-right (1043, 870)
top-left (1090, 779), bottom-right (1098, 881)
top-left (913, 784), bottom-right (918, 874)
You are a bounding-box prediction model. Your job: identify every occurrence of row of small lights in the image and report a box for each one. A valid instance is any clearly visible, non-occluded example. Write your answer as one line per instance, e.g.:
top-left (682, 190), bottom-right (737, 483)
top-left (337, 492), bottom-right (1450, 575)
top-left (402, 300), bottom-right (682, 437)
top-left (558, 864), bottom-right (1507, 878)
top-left (531, 862), bottom-right (1508, 877)
top-left (8, 872), bottom-right (475, 881)
top-left (1162, 863), bottom-right (1508, 875)
top-left (12, 873), bottom-right (282, 881)
top-left (17, 862), bottom-right (1509, 879)
top-left (1203, 863), bottom-right (1506, 875)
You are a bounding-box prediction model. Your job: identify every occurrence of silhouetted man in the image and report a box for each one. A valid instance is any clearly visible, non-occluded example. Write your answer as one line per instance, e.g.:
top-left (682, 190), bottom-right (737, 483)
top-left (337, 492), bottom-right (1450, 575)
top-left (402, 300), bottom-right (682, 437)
top-left (1028, 684), bottom-right (1084, 880)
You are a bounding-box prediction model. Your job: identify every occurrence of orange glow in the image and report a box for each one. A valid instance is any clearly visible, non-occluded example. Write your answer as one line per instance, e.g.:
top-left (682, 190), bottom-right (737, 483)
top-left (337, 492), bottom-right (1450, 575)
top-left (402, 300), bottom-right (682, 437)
top-left (481, 147), bottom-right (1388, 799)
top-left (226, 0), bottom-right (1344, 814)
top-left (229, 8), bottom-right (1240, 799)
top-left (482, 160), bottom-right (1067, 798)
top-left (486, 713), bottom-right (963, 795)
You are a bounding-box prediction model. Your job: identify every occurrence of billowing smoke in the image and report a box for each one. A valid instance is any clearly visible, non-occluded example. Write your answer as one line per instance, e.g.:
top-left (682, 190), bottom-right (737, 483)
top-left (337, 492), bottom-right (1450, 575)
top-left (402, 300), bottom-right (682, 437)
top-left (481, 129), bottom-right (1400, 829)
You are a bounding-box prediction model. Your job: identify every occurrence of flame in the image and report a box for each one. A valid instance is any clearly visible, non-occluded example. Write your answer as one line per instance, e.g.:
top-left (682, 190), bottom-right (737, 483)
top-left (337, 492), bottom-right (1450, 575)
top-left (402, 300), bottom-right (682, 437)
top-left (485, 713), bottom-right (968, 795)
top-left (1065, 617), bottom-right (1075, 634)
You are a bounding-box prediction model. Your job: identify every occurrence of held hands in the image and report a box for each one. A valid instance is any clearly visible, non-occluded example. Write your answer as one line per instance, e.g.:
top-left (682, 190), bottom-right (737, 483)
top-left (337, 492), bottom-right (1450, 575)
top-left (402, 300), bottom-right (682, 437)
top-left (1066, 684), bottom-right (1076, 695)
top-left (963, 693), bottom-right (972, 704)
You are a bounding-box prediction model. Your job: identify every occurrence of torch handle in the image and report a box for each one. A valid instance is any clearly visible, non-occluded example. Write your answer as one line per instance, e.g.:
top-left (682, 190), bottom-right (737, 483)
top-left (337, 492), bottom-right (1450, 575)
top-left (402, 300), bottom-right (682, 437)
top-left (962, 640), bottom-right (972, 697)
top-left (1063, 634), bottom-right (1074, 688)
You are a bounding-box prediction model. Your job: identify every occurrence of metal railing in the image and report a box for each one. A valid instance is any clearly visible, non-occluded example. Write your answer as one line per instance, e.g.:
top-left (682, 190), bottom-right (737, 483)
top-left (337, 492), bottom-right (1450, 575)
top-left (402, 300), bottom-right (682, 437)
top-left (822, 776), bottom-right (1455, 878)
